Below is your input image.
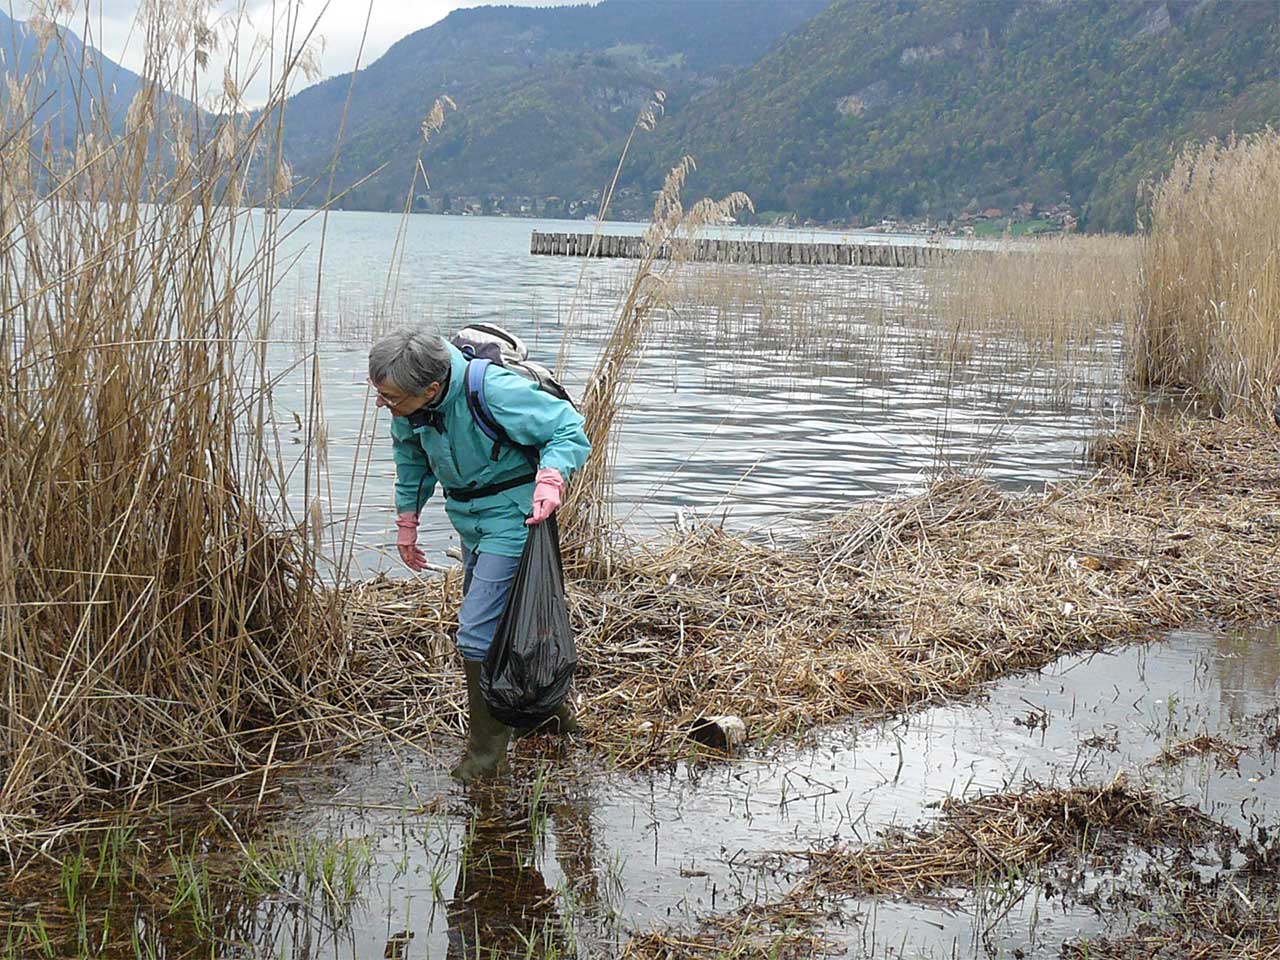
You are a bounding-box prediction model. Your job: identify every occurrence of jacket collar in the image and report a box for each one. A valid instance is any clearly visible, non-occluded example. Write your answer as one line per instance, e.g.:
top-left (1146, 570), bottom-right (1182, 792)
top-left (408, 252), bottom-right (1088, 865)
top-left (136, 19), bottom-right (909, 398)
top-left (434, 342), bottom-right (468, 409)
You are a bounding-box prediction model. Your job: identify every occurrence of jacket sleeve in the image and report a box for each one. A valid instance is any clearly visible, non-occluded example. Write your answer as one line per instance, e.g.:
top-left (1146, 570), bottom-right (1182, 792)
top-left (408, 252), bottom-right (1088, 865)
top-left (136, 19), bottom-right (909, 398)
top-left (389, 415), bottom-right (436, 513)
top-left (482, 368), bottom-right (591, 481)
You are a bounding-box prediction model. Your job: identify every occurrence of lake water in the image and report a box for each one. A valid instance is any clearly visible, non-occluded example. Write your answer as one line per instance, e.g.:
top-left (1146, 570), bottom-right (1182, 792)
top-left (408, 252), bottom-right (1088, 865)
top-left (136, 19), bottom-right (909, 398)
top-left (240, 624), bottom-right (1280, 958)
top-left (262, 211), bottom-right (1117, 578)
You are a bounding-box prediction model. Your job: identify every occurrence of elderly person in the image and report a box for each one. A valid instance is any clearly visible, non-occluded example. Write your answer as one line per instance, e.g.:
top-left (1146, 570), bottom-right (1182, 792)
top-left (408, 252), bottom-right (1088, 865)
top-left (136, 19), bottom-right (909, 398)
top-left (369, 329), bottom-right (590, 783)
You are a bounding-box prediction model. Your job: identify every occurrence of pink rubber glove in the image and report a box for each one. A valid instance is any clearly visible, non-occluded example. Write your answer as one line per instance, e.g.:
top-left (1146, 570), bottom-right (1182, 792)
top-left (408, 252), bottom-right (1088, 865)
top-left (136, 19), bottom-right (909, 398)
top-left (526, 468), bottom-right (564, 526)
top-left (395, 512), bottom-right (427, 571)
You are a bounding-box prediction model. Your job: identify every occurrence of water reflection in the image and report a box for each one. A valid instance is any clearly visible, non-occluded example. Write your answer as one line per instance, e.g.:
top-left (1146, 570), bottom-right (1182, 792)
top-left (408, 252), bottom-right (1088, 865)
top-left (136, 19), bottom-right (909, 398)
top-left (4, 625), bottom-right (1272, 959)
top-left (445, 797), bottom-right (566, 958)
top-left (1214, 622), bottom-right (1280, 721)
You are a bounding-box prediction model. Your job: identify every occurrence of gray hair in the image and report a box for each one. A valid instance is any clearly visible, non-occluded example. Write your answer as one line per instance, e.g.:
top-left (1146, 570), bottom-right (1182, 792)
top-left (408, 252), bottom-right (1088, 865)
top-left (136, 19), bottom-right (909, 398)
top-left (368, 329), bottom-right (451, 394)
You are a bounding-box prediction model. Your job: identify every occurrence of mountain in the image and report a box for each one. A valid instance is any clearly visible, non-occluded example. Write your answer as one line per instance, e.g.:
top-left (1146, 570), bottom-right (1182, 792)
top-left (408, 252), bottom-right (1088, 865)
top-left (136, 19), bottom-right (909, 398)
top-left (628, 0), bottom-right (1280, 230)
top-left (14, 1), bottom-right (1270, 231)
top-left (0, 9), bottom-right (150, 140)
top-left (278, 0), bottom-right (829, 214)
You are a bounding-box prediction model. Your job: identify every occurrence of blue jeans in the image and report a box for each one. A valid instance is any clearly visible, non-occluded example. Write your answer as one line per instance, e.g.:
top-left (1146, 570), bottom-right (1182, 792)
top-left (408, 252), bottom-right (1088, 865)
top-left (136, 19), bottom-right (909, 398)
top-left (456, 545), bottom-right (522, 662)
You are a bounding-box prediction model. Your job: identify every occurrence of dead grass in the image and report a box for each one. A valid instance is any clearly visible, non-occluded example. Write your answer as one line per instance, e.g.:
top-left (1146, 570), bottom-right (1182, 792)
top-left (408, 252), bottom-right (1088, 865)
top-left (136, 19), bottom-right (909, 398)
top-left (621, 905), bottom-right (835, 960)
top-left (650, 233), bottom-right (1134, 408)
top-left (1065, 914), bottom-right (1280, 960)
top-left (349, 414), bottom-right (1280, 766)
top-left (796, 774), bottom-right (1225, 900)
top-left (1062, 844), bottom-right (1280, 960)
top-left (1151, 734), bottom-right (1247, 769)
top-left (557, 156), bottom-right (752, 568)
top-left (1134, 131), bottom-right (1280, 419)
top-left (925, 233), bottom-right (1140, 350)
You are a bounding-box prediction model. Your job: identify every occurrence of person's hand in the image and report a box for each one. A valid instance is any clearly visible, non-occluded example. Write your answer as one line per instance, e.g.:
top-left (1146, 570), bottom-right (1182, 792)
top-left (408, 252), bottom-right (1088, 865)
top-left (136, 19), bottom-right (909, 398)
top-left (396, 512), bottom-right (427, 571)
top-left (526, 469), bottom-right (565, 526)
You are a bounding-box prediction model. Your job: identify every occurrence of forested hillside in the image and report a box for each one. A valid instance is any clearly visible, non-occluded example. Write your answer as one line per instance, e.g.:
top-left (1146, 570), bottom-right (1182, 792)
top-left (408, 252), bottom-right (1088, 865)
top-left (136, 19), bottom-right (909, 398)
top-left (9, 0), bottom-right (1272, 232)
top-left (629, 0), bottom-right (1280, 230)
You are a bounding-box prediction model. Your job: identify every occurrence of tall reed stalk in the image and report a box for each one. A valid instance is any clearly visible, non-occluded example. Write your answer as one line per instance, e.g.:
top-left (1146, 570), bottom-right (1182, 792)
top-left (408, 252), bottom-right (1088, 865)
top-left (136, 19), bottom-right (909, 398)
top-left (1135, 132), bottom-right (1280, 417)
top-left (558, 158), bottom-right (750, 568)
top-left (0, 2), bottom-right (339, 833)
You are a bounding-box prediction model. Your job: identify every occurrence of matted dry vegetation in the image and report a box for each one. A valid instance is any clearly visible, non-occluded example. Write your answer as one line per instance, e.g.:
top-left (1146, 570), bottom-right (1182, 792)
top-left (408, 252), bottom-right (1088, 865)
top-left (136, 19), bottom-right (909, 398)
top-left (1150, 733), bottom-right (1247, 768)
top-left (349, 413), bottom-right (1280, 765)
top-left (1063, 897), bottom-right (1280, 960)
top-left (1062, 821), bottom-right (1280, 960)
top-left (619, 770), bottom-right (1278, 960)
top-left (620, 904), bottom-right (836, 960)
top-left (796, 773), bottom-right (1225, 900)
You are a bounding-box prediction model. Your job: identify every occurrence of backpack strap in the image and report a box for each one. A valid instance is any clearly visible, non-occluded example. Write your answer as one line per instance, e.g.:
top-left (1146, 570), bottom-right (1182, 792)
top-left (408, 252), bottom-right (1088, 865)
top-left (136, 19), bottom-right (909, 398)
top-left (464, 359), bottom-right (539, 468)
top-left (465, 359), bottom-right (502, 445)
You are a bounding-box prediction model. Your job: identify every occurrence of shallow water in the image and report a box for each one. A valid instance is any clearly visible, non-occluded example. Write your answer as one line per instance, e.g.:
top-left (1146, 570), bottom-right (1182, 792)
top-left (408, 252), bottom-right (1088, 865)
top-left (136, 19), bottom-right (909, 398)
top-left (242, 623), bottom-right (1280, 959)
top-left (259, 212), bottom-right (1119, 578)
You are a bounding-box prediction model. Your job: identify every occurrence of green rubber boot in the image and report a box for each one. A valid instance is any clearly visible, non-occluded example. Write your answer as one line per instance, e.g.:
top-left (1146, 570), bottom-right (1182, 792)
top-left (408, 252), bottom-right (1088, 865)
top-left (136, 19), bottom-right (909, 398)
top-left (514, 700), bottom-right (579, 740)
top-left (450, 660), bottom-right (512, 784)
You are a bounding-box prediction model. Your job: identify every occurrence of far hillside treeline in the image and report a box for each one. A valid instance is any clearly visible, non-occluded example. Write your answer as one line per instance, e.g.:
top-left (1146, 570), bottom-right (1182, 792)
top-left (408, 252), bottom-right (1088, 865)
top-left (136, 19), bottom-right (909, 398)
top-left (3, 0), bottom-right (1276, 231)
top-left (277, 0), bottom-right (1278, 232)
top-left (634, 0), bottom-right (1279, 231)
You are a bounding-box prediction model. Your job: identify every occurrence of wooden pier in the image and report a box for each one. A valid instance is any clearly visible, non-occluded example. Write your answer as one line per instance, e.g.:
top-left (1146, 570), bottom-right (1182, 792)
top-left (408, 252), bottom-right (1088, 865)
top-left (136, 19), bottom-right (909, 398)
top-left (530, 230), bottom-right (970, 267)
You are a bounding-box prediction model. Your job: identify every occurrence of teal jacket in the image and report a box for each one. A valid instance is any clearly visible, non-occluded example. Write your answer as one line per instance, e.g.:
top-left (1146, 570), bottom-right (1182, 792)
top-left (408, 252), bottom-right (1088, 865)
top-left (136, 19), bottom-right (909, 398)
top-left (390, 343), bottom-right (591, 558)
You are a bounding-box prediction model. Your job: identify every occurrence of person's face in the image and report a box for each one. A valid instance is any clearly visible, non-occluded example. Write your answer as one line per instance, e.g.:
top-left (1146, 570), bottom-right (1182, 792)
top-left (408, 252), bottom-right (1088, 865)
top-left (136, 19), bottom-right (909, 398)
top-left (371, 378), bottom-right (442, 417)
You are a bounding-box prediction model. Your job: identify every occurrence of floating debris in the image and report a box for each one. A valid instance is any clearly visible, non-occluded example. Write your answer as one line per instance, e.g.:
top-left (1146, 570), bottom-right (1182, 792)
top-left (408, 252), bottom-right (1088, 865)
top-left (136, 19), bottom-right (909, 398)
top-left (796, 774), bottom-right (1230, 900)
top-left (1150, 733), bottom-right (1247, 768)
top-left (687, 715), bottom-right (747, 752)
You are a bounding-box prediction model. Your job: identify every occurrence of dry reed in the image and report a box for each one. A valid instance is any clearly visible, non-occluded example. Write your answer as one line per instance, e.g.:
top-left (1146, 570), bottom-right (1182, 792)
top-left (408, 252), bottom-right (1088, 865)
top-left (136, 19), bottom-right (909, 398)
top-left (0, 2), bottom-right (357, 839)
top-left (1065, 912), bottom-right (1280, 960)
top-left (644, 232), bottom-right (1138, 411)
top-left (1062, 833), bottom-right (1280, 960)
top-left (1135, 131), bottom-right (1280, 419)
top-left (796, 773), bottom-right (1226, 900)
top-left (921, 233), bottom-right (1140, 402)
top-left (621, 912), bottom-right (833, 960)
top-left (558, 157), bottom-right (751, 567)
top-left (1150, 734), bottom-right (1247, 768)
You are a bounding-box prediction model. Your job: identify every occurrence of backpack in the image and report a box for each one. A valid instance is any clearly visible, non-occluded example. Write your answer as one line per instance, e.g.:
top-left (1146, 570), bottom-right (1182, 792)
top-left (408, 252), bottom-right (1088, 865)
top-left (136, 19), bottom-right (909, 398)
top-left (449, 323), bottom-right (576, 465)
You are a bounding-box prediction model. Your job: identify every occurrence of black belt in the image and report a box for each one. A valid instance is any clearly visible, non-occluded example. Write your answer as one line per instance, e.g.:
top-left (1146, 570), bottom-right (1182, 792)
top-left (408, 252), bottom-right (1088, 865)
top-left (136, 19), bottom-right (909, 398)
top-left (445, 473), bottom-right (536, 503)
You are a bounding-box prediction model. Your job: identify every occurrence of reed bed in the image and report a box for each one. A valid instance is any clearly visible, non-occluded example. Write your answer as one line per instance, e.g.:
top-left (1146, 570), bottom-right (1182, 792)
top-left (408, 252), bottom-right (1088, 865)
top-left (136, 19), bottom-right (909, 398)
top-left (0, 2), bottom-right (357, 842)
top-left (348, 413), bottom-right (1280, 766)
top-left (920, 233), bottom-right (1139, 404)
top-left (1135, 131), bottom-right (1280, 419)
top-left (796, 774), bottom-right (1225, 900)
top-left (557, 156), bottom-right (751, 566)
top-left (632, 232), bottom-right (1136, 415)
top-left (924, 234), bottom-right (1141, 351)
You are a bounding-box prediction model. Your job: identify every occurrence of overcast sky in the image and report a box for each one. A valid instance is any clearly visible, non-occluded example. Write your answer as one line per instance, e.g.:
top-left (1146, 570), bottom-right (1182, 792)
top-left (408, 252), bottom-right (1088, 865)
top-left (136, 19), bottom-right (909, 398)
top-left (15, 0), bottom-right (574, 105)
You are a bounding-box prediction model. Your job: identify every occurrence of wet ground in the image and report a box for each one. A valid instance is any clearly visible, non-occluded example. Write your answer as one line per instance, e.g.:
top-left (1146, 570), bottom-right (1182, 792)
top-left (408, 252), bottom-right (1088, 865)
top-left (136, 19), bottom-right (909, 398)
top-left (249, 622), bottom-right (1279, 959)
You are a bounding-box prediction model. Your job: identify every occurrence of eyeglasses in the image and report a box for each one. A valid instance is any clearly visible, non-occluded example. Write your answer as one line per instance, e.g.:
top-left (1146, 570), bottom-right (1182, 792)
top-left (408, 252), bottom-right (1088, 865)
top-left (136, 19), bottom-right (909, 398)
top-left (369, 380), bottom-right (407, 405)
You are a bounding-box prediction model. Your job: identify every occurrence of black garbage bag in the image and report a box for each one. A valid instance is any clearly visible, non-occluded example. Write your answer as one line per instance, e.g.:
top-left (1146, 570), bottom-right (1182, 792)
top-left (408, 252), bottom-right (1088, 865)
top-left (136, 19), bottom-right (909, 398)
top-left (480, 515), bottom-right (577, 727)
